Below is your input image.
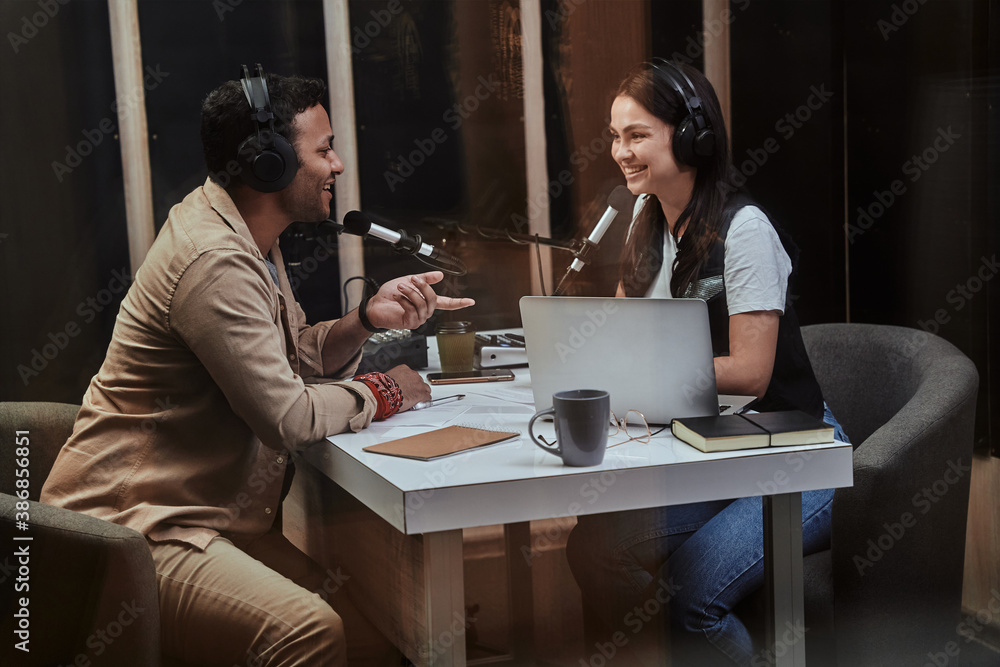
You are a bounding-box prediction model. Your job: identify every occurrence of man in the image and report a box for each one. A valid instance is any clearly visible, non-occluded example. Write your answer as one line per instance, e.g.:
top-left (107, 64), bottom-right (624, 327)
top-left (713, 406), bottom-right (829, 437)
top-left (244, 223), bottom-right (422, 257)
top-left (41, 70), bottom-right (474, 665)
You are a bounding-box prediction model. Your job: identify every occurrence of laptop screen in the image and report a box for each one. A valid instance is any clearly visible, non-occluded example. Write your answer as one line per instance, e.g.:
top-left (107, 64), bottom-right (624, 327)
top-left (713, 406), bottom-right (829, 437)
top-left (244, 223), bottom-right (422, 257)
top-left (519, 296), bottom-right (721, 425)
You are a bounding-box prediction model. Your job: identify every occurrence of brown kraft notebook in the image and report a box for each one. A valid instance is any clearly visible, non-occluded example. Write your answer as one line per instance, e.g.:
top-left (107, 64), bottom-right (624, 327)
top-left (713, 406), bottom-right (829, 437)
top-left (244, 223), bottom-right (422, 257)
top-left (362, 424), bottom-right (521, 461)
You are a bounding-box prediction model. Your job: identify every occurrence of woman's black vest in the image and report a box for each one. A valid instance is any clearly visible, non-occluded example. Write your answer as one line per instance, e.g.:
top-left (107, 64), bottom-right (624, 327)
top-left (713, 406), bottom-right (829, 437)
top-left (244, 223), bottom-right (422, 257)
top-left (681, 195), bottom-right (825, 419)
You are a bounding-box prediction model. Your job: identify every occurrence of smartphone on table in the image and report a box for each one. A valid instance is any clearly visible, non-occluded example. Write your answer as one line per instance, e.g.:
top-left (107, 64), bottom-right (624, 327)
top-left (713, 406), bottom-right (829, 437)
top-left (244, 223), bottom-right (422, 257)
top-left (426, 368), bottom-right (515, 385)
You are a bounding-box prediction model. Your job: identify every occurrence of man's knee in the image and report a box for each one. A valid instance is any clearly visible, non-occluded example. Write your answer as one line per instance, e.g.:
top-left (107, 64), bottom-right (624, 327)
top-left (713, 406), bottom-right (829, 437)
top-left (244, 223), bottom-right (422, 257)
top-left (311, 606), bottom-right (345, 647)
top-left (263, 602), bottom-right (345, 666)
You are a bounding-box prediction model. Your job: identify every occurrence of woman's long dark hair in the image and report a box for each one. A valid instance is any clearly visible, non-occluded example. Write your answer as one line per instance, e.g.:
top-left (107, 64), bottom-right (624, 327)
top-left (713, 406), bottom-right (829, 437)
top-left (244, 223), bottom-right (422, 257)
top-left (617, 61), bottom-right (733, 297)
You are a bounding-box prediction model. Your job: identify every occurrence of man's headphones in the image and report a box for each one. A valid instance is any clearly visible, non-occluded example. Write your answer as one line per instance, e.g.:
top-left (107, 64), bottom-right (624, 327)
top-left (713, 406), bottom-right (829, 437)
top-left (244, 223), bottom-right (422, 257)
top-left (236, 64), bottom-right (298, 192)
top-left (649, 58), bottom-right (716, 166)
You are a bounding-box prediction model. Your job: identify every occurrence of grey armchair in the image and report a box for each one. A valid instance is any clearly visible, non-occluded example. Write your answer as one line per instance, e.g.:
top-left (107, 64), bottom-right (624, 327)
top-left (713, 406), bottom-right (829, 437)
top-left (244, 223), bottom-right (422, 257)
top-left (793, 323), bottom-right (979, 666)
top-left (0, 402), bottom-right (163, 667)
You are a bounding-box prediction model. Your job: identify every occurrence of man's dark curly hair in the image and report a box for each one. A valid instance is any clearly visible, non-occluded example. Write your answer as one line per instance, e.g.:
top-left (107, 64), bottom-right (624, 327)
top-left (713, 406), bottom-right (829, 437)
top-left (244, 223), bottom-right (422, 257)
top-left (200, 73), bottom-right (327, 188)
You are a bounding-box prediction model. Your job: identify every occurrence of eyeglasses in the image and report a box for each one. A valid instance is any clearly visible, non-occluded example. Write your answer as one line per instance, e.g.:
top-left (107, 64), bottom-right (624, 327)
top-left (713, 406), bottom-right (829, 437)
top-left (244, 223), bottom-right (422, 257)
top-left (607, 409), bottom-right (653, 448)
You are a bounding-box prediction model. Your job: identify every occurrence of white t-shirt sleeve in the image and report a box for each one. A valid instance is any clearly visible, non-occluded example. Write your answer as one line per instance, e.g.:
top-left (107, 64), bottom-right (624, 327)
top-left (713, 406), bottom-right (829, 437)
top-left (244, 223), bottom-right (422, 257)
top-left (723, 206), bottom-right (791, 316)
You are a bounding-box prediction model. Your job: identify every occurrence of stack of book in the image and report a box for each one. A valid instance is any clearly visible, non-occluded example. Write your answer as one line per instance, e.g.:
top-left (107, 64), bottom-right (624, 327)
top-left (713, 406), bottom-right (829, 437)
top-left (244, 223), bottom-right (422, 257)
top-left (671, 410), bottom-right (835, 453)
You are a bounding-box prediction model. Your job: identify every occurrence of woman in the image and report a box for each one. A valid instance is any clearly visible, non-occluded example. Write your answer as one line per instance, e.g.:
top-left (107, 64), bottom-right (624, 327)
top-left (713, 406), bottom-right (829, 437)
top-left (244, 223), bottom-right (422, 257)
top-left (565, 59), bottom-right (848, 666)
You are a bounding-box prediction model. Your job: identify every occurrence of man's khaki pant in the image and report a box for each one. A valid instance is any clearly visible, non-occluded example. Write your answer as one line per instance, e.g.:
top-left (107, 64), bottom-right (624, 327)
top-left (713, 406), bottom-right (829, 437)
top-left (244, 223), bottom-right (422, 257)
top-left (150, 530), bottom-right (397, 666)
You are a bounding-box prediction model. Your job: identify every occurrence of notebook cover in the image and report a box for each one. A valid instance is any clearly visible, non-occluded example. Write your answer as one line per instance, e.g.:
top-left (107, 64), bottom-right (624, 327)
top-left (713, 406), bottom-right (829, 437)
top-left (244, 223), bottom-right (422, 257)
top-left (738, 410), bottom-right (834, 446)
top-left (362, 424), bottom-right (520, 461)
top-left (671, 415), bottom-right (770, 452)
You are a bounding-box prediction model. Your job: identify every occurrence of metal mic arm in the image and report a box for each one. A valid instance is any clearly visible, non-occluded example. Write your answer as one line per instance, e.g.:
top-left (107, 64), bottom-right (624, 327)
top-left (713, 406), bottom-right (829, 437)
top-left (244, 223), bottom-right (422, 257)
top-left (388, 229), bottom-right (424, 256)
top-left (553, 239), bottom-right (600, 296)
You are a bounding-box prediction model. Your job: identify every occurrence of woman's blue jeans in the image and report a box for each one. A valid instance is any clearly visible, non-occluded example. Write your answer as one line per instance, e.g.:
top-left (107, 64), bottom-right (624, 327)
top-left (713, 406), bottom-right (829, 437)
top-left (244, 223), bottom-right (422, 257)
top-left (566, 405), bottom-right (849, 666)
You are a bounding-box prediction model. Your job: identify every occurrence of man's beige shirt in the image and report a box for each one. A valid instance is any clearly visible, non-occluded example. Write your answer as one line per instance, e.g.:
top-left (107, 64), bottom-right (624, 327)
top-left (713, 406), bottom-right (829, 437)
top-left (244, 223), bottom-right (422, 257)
top-left (41, 179), bottom-right (376, 550)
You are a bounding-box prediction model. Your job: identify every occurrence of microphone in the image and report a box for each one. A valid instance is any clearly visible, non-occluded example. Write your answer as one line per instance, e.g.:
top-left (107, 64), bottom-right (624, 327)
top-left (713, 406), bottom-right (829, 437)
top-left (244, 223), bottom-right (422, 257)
top-left (553, 186), bottom-right (635, 295)
top-left (568, 185), bottom-right (635, 272)
top-left (341, 211), bottom-right (467, 275)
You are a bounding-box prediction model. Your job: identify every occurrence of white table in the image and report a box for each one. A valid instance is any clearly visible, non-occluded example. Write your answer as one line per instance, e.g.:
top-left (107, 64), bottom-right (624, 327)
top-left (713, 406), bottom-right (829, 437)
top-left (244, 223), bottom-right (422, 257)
top-left (295, 348), bottom-right (853, 667)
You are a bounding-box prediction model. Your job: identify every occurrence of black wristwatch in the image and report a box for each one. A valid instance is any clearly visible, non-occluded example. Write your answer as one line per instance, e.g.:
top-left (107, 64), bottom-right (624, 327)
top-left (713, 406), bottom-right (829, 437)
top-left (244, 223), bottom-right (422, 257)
top-left (358, 293), bottom-right (388, 334)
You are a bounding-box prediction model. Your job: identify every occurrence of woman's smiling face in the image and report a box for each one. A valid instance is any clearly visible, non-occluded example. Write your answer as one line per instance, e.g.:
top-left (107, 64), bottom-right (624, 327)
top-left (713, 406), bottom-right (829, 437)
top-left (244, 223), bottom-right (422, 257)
top-left (609, 94), bottom-right (689, 199)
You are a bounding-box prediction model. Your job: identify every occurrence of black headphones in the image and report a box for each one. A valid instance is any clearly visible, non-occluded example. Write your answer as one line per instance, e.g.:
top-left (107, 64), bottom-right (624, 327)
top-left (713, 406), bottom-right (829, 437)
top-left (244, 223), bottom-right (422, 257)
top-left (236, 64), bottom-right (298, 192)
top-left (649, 58), bottom-right (716, 166)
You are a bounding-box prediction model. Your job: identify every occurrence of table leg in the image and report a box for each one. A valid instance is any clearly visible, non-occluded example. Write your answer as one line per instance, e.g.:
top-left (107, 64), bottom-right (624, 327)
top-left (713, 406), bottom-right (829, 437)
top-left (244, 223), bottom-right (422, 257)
top-left (424, 530), bottom-right (468, 667)
top-left (762, 493), bottom-right (806, 667)
top-left (504, 522), bottom-right (536, 663)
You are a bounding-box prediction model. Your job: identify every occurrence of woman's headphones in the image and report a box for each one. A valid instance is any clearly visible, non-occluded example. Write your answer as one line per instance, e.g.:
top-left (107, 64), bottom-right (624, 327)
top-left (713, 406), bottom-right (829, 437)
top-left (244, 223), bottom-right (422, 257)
top-left (236, 64), bottom-right (298, 192)
top-left (649, 58), bottom-right (716, 167)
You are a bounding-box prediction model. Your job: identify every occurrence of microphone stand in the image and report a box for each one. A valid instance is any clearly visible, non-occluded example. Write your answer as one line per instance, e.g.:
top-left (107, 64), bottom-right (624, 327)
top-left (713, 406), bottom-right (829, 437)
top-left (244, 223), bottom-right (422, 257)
top-left (463, 224), bottom-right (595, 295)
top-left (326, 218), bottom-right (467, 276)
top-left (553, 238), bottom-right (601, 296)
top-left (325, 217), bottom-right (424, 256)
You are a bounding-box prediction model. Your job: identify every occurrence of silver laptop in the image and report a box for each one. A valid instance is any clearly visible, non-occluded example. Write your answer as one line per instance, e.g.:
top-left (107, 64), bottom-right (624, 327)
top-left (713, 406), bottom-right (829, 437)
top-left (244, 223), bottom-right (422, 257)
top-left (519, 296), bottom-right (739, 425)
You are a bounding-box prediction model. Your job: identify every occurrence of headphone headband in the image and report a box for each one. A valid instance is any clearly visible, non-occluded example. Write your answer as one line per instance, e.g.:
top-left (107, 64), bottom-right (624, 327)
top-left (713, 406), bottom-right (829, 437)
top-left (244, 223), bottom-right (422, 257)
top-left (647, 58), bottom-right (715, 166)
top-left (649, 59), bottom-right (699, 117)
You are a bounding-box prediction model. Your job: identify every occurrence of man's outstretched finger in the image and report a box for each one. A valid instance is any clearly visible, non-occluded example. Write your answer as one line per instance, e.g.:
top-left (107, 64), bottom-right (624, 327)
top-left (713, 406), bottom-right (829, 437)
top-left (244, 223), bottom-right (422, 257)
top-left (436, 296), bottom-right (476, 310)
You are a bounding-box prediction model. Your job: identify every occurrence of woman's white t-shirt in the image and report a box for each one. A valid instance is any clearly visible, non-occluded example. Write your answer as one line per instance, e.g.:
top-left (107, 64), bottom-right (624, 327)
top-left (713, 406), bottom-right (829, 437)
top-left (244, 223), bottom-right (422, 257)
top-left (629, 195), bottom-right (792, 316)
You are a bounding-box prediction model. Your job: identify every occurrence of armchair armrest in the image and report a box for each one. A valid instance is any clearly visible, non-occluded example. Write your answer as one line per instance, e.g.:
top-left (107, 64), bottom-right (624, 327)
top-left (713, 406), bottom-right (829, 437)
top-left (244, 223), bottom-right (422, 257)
top-left (0, 496), bottom-right (162, 666)
top-left (830, 371), bottom-right (978, 666)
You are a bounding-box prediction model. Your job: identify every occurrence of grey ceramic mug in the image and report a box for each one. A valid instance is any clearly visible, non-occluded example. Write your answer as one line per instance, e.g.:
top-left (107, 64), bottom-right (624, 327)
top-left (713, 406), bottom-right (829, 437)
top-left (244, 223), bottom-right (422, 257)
top-left (529, 389), bottom-right (610, 467)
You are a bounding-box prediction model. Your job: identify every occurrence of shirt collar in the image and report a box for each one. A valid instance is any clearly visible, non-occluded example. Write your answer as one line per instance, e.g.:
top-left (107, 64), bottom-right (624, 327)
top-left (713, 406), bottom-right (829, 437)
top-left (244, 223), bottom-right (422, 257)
top-left (202, 177), bottom-right (264, 259)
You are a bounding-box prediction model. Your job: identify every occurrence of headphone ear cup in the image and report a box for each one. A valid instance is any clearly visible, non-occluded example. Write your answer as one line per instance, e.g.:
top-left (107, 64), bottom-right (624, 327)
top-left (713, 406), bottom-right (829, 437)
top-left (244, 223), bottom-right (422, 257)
top-left (236, 132), bottom-right (298, 192)
top-left (692, 125), bottom-right (716, 161)
top-left (672, 117), bottom-right (698, 166)
top-left (673, 116), bottom-right (715, 167)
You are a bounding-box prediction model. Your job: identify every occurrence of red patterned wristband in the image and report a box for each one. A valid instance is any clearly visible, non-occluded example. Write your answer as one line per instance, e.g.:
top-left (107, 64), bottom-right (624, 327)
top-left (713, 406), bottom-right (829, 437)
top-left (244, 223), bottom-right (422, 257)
top-left (354, 372), bottom-right (403, 420)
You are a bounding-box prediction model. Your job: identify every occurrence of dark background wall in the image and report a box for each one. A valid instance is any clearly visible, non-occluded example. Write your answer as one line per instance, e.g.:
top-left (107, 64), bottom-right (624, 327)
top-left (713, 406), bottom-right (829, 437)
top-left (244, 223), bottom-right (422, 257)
top-left (841, 0), bottom-right (996, 454)
top-left (2, 0), bottom-right (129, 403)
top-left (2, 0), bottom-right (996, 455)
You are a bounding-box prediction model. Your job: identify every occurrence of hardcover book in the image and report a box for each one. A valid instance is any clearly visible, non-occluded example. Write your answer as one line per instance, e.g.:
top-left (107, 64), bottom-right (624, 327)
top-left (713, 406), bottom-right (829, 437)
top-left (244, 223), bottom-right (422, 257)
top-left (671, 415), bottom-right (770, 452)
top-left (739, 410), bottom-right (834, 447)
top-left (671, 410), bottom-right (834, 453)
